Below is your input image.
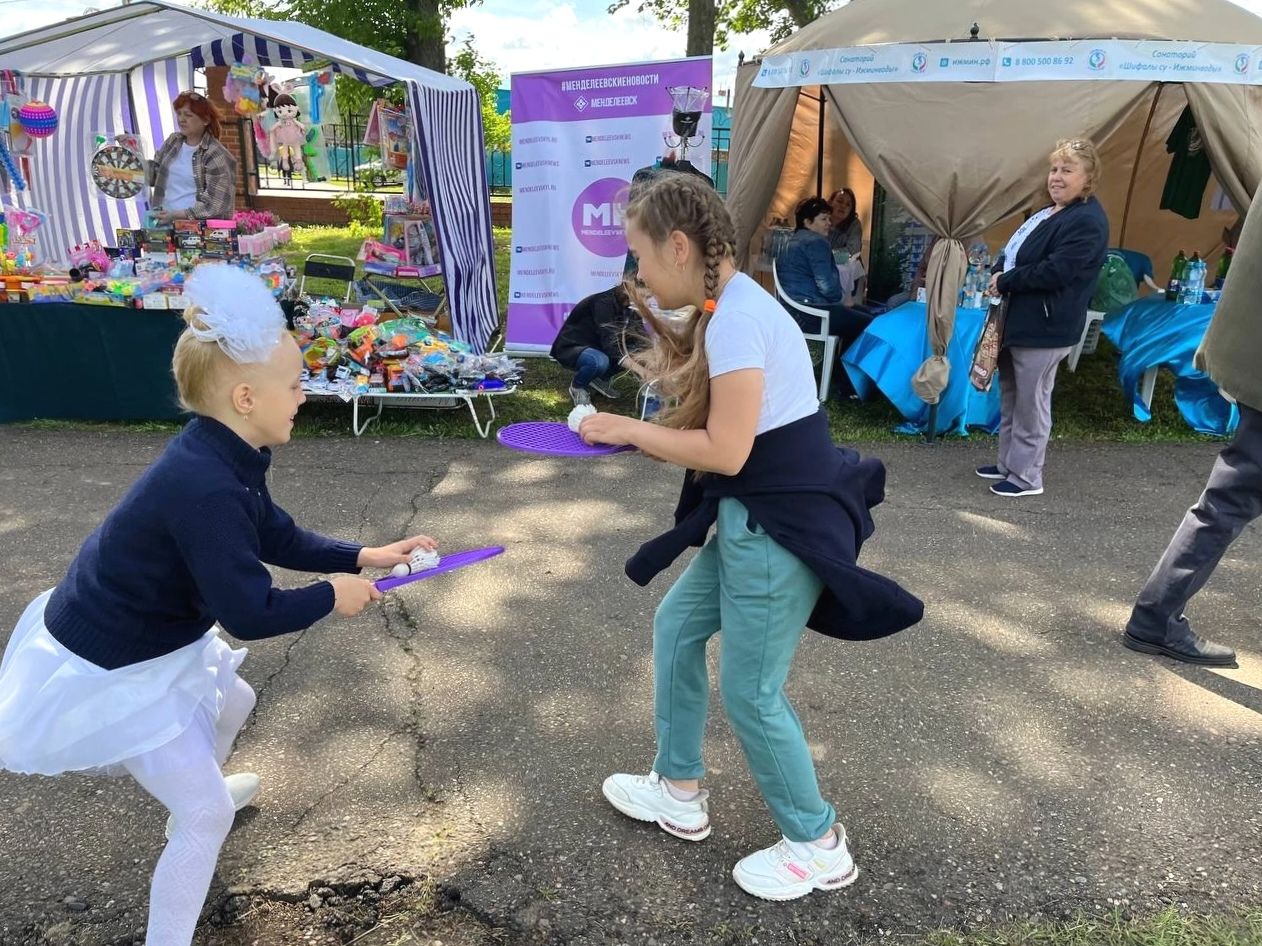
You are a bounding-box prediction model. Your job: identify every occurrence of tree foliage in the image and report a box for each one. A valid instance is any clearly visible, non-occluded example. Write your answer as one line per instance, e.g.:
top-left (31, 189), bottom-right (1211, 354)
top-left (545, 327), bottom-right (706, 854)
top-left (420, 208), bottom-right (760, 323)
top-left (449, 35), bottom-right (510, 151)
top-left (607, 0), bottom-right (836, 54)
top-left (198, 0), bottom-right (480, 74)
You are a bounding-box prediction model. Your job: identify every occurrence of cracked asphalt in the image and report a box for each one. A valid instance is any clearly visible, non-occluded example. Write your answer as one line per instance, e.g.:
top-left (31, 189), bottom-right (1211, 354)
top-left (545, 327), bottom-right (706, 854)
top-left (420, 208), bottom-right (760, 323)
top-left (1, 426), bottom-right (1260, 946)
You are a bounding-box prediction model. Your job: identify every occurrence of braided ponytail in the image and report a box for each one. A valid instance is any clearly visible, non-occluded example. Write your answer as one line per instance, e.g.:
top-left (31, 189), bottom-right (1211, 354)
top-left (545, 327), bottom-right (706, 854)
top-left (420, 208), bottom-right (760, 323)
top-left (622, 174), bottom-right (735, 431)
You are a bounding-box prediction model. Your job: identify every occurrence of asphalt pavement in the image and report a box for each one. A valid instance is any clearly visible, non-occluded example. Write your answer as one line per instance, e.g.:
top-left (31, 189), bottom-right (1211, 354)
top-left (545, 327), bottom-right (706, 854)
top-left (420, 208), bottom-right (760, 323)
top-left (0, 426), bottom-right (1259, 946)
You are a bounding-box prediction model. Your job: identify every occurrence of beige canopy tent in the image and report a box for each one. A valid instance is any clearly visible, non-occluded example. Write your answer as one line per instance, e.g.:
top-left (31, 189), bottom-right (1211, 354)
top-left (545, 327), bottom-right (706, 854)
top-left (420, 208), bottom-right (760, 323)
top-left (728, 0), bottom-right (1262, 433)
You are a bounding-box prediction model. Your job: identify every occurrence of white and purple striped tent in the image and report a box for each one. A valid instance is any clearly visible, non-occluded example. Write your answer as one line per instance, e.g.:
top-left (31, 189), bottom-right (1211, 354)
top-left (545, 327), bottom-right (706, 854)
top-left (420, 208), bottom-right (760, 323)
top-left (0, 0), bottom-right (498, 351)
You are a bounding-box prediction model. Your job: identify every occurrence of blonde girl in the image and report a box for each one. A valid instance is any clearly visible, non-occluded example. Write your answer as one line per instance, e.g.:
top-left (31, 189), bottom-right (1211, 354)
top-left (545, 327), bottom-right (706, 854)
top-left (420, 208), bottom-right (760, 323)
top-left (582, 175), bottom-right (922, 900)
top-left (0, 265), bottom-right (436, 945)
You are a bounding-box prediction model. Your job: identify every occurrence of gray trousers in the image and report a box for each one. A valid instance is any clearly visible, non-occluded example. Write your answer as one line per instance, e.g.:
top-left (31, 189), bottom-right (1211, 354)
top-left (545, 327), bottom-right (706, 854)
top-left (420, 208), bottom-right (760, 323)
top-left (1127, 403), bottom-right (1262, 643)
top-left (996, 345), bottom-right (1072, 490)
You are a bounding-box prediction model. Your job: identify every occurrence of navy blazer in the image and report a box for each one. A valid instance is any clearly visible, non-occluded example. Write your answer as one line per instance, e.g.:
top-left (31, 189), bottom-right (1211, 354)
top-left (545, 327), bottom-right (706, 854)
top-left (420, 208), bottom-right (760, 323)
top-left (995, 196), bottom-right (1109, 349)
top-left (626, 410), bottom-right (924, 641)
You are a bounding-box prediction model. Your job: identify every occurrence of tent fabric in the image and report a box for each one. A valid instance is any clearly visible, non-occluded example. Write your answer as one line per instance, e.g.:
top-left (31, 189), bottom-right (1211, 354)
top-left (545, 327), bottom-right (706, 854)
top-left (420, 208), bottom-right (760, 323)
top-left (0, 0), bottom-right (497, 352)
top-left (760, 0), bottom-right (1262, 52)
top-left (1185, 84), bottom-right (1262, 218)
top-left (11, 74), bottom-right (148, 258)
top-left (728, 0), bottom-right (1262, 407)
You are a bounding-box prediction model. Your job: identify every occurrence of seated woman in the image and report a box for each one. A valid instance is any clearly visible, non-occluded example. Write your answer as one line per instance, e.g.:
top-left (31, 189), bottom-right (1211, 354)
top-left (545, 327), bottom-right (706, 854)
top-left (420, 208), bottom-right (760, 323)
top-left (551, 284), bottom-right (644, 406)
top-left (828, 188), bottom-right (862, 259)
top-left (148, 90), bottom-right (237, 223)
top-left (776, 197), bottom-right (870, 351)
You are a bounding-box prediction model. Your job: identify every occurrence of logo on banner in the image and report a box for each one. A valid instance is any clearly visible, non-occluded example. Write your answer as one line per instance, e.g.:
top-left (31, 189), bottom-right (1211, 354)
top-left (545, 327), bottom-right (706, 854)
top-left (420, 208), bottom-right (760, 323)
top-left (1236, 53), bottom-right (1251, 74)
top-left (574, 96), bottom-right (589, 112)
top-left (798, 58), bottom-right (812, 78)
top-left (572, 177), bottom-right (630, 257)
top-left (911, 52), bottom-right (928, 73)
top-left (1088, 49), bottom-right (1107, 71)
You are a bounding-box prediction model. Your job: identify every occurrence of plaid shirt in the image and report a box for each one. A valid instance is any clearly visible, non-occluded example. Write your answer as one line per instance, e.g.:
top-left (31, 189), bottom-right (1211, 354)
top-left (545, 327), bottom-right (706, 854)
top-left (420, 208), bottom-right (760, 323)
top-left (149, 133), bottom-right (237, 219)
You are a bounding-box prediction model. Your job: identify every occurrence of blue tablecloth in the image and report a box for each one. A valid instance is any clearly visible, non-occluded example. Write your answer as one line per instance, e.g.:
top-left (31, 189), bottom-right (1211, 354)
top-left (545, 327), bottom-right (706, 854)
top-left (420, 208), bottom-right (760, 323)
top-left (842, 302), bottom-right (1000, 435)
top-left (1100, 298), bottom-right (1237, 436)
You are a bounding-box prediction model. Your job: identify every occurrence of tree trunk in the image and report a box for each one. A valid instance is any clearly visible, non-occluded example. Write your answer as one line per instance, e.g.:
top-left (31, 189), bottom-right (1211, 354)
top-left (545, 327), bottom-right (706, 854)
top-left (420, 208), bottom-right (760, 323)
top-left (686, 0), bottom-right (716, 57)
top-left (405, 0), bottom-right (448, 73)
top-left (783, 0), bottom-right (821, 28)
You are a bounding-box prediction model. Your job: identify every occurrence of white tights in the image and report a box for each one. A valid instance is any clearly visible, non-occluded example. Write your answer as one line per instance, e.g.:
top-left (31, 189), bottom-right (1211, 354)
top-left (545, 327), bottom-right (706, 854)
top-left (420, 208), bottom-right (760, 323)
top-left (122, 676), bottom-right (257, 946)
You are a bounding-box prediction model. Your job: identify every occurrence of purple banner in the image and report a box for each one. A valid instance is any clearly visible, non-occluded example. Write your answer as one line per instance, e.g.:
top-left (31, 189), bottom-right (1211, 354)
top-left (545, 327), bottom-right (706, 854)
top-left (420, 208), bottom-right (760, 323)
top-left (512, 58), bottom-right (712, 124)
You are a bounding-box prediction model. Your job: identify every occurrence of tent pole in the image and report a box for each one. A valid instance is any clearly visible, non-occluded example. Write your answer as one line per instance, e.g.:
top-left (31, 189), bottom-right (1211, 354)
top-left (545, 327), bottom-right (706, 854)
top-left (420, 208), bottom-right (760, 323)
top-left (925, 403), bottom-right (939, 443)
top-left (816, 87), bottom-right (825, 197)
top-left (1118, 82), bottom-right (1164, 250)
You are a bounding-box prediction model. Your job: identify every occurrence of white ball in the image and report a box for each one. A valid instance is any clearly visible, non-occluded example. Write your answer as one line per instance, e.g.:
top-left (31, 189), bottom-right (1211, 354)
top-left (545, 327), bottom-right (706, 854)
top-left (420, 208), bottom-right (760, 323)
top-left (568, 403), bottom-right (597, 433)
top-left (391, 562), bottom-right (409, 578)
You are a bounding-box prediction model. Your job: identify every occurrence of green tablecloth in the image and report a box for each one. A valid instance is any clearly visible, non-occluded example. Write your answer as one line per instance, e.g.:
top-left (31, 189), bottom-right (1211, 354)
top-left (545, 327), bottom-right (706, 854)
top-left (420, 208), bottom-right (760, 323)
top-left (0, 302), bottom-right (186, 422)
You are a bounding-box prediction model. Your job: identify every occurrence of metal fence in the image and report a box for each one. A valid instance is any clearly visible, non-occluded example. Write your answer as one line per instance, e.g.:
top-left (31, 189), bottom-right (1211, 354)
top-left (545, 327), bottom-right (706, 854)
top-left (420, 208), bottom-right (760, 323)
top-left (244, 111), bottom-right (403, 194)
top-left (244, 112), bottom-right (731, 198)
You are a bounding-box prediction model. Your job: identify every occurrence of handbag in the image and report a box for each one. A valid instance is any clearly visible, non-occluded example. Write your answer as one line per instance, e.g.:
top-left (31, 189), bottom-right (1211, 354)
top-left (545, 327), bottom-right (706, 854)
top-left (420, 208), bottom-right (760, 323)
top-left (969, 296), bottom-right (1007, 392)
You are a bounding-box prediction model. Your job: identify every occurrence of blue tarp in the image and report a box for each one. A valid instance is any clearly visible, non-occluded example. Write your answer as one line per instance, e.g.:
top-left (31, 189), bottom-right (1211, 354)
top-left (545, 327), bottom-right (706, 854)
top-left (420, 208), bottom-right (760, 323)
top-left (1101, 298), bottom-right (1236, 436)
top-left (842, 302), bottom-right (1000, 436)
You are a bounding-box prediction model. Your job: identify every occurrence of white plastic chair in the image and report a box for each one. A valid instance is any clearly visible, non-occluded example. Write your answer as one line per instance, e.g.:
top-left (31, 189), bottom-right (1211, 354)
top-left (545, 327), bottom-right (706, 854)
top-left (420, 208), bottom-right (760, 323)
top-left (772, 259), bottom-right (836, 402)
top-left (1066, 309), bottom-right (1105, 372)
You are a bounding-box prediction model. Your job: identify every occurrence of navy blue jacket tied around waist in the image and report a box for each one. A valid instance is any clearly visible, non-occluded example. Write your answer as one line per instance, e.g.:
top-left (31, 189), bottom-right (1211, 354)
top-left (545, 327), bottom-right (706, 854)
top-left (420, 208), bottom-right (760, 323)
top-left (625, 410), bottom-right (924, 640)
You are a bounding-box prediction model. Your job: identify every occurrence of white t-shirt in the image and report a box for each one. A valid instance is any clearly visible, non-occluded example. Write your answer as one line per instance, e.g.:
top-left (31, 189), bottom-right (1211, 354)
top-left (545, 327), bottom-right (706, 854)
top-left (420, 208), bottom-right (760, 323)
top-left (704, 272), bottom-right (821, 434)
top-left (162, 144), bottom-right (198, 211)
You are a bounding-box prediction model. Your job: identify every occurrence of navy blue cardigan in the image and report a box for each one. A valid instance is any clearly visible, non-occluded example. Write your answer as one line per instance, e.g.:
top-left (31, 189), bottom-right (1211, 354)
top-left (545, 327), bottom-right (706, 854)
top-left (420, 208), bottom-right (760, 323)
top-left (626, 410), bottom-right (924, 640)
top-left (995, 196), bottom-right (1109, 349)
top-left (45, 416), bottom-right (364, 670)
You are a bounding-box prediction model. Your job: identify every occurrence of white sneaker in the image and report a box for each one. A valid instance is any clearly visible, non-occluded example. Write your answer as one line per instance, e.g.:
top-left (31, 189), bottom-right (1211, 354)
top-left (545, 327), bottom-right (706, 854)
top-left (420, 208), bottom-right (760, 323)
top-left (601, 771), bottom-right (711, 841)
top-left (732, 825), bottom-right (858, 901)
top-left (165, 772), bottom-right (261, 840)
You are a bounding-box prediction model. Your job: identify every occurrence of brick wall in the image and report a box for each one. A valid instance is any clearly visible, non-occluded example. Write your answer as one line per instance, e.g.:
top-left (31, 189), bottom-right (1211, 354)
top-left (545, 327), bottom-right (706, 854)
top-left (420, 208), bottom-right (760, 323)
top-left (204, 66), bottom-right (250, 211)
top-left (491, 201), bottom-right (512, 228)
top-left (253, 194), bottom-right (350, 226)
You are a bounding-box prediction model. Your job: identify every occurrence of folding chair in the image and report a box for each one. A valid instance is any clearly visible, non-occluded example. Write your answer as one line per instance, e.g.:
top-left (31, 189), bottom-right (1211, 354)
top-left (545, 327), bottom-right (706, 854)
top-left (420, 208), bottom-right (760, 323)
top-left (772, 259), bottom-right (836, 402)
top-left (298, 254), bottom-right (357, 302)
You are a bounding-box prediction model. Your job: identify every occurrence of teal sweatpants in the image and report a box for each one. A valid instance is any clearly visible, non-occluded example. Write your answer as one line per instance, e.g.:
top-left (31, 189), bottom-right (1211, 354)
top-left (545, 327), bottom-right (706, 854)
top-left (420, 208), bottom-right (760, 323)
top-left (651, 497), bottom-right (835, 842)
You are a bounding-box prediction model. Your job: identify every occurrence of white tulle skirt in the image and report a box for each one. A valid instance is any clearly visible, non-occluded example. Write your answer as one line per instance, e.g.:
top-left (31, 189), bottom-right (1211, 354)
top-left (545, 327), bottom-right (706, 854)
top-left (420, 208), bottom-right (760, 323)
top-left (0, 590), bottom-right (247, 776)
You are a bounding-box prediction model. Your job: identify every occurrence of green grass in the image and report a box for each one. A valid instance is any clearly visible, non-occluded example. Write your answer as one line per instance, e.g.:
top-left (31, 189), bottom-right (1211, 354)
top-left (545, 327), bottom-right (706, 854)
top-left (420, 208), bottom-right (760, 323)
top-left (9, 225), bottom-right (1228, 444)
top-left (925, 908), bottom-right (1262, 946)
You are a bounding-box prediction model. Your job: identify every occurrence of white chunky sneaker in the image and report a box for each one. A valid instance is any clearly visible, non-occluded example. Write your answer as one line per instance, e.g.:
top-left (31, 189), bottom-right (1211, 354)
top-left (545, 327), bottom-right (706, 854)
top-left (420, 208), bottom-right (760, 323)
top-left (165, 772), bottom-right (261, 840)
top-left (732, 825), bottom-right (858, 901)
top-left (601, 771), bottom-right (711, 841)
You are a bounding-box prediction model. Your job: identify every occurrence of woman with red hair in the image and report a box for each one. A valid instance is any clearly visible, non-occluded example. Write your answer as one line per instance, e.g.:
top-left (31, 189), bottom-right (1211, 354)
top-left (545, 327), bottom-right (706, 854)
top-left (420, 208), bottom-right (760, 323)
top-left (149, 90), bottom-right (237, 223)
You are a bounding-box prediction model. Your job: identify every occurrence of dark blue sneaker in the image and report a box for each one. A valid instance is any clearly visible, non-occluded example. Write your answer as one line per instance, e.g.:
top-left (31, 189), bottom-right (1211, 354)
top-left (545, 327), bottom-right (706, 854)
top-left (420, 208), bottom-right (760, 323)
top-left (975, 465), bottom-right (1005, 480)
top-left (990, 480), bottom-right (1044, 497)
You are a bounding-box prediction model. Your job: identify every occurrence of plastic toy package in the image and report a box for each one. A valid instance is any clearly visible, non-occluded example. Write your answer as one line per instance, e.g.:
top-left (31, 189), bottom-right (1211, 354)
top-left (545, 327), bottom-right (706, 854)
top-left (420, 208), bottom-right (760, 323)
top-left (294, 298), bottom-right (523, 397)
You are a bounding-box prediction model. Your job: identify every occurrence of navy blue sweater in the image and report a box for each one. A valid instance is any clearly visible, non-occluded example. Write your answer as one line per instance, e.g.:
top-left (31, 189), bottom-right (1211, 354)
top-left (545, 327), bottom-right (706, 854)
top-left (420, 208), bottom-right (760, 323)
top-left (45, 416), bottom-right (364, 670)
top-left (626, 410), bottom-right (924, 641)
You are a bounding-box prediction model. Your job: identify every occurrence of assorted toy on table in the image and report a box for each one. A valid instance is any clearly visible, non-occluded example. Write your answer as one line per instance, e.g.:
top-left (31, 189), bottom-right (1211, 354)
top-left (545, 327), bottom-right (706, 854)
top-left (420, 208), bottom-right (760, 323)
top-left (292, 300), bottom-right (522, 400)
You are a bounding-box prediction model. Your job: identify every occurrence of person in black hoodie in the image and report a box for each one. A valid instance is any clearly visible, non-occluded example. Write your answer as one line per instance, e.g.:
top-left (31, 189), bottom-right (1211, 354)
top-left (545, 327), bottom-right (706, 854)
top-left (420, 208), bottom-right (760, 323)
top-left (550, 284), bottom-right (643, 405)
top-left (978, 138), bottom-right (1109, 498)
top-left (576, 173), bottom-right (921, 902)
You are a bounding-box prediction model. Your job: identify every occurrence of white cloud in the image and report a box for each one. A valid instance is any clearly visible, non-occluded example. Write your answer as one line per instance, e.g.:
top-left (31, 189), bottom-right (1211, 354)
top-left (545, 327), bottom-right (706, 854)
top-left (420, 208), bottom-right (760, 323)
top-left (446, 0), bottom-right (768, 100)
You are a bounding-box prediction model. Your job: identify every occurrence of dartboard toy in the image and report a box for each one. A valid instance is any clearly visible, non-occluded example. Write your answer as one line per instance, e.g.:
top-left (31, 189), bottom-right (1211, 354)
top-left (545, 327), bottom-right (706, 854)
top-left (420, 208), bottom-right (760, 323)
top-left (91, 142), bottom-right (146, 199)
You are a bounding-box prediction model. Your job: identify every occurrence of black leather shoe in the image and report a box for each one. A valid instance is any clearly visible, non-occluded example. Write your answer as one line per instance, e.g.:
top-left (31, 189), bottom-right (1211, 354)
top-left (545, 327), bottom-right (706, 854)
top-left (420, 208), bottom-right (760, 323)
top-left (1122, 629), bottom-right (1237, 667)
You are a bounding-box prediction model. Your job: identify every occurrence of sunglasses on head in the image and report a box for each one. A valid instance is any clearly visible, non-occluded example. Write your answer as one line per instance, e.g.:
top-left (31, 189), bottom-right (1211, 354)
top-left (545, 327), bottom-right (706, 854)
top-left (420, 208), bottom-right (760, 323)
top-left (177, 90), bottom-right (207, 101)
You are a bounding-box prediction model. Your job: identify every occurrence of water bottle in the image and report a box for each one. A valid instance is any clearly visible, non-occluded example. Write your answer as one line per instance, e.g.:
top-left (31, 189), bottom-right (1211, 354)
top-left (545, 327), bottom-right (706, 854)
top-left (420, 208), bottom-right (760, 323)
top-left (1180, 256), bottom-right (1204, 305)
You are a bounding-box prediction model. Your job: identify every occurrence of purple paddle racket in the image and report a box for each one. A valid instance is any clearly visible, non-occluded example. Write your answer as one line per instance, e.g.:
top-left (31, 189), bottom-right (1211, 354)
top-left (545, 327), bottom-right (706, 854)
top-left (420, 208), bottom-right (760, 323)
top-left (374, 546), bottom-right (505, 592)
top-left (497, 421), bottom-right (634, 457)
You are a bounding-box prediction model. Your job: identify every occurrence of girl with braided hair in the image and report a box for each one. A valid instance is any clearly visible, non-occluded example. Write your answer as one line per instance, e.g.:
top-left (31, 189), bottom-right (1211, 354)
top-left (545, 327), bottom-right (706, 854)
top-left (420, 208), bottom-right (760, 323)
top-left (582, 175), bottom-right (921, 900)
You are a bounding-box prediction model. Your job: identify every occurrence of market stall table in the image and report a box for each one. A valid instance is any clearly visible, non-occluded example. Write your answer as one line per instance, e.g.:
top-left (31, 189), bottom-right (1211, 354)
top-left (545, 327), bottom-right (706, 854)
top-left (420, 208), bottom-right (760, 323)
top-left (301, 385), bottom-right (517, 438)
top-left (0, 302), bottom-right (185, 422)
top-left (842, 301), bottom-right (1000, 436)
top-left (1100, 297), bottom-right (1236, 436)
